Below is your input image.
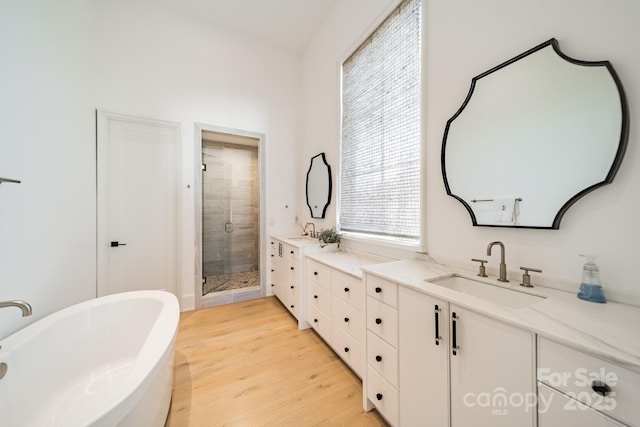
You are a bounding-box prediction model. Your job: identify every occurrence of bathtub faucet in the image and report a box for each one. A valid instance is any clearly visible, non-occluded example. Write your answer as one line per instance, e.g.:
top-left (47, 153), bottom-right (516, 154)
top-left (0, 300), bottom-right (32, 317)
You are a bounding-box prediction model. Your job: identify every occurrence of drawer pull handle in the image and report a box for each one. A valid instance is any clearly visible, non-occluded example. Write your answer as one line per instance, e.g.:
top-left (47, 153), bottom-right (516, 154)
top-left (290, 285), bottom-right (294, 289)
top-left (314, 295), bottom-right (318, 299)
top-left (344, 287), bottom-right (350, 292)
top-left (314, 271), bottom-right (318, 276)
top-left (375, 318), bottom-right (382, 325)
top-left (290, 267), bottom-right (294, 270)
top-left (375, 355), bottom-right (382, 362)
top-left (344, 347), bottom-right (350, 353)
top-left (344, 317), bottom-right (350, 323)
top-left (271, 269), bottom-right (274, 272)
top-left (314, 318), bottom-right (318, 323)
top-left (592, 380), bottom-right (611, 396)
top-left (290, 250), bottom-right (294, 254)
top-left (435, 304), bottom-right (441, 346)
top-left (290, 305), bottom-right (294, 308)
top-left (271, 284), bottom-right (274, 287)
top-left (375, 287), bottom-right (382, 293)
top-left (376, 393), bottom-right (383, 401)
top-left (452, 312), bottom-right (458, 356)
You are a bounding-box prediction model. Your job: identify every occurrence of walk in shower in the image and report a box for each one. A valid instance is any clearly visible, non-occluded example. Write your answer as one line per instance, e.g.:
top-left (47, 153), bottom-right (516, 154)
top-left (201, 130), bottom-right (261, 299)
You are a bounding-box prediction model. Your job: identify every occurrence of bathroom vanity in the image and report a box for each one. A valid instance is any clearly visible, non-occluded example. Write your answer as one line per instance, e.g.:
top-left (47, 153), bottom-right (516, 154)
top-left (360, 259), bottom-right (640, 427)
top-left (268, 235), bottom-right (320, 329)
top-left (304, 250), bottom-right (390, 378)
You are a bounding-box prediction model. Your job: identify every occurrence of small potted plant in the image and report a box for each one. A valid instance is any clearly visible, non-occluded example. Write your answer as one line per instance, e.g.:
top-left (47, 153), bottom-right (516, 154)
top-left (318, 227), bottom-right (341, 250)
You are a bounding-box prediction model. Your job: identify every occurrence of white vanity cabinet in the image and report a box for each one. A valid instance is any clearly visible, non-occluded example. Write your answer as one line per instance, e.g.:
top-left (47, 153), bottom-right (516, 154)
top-left (364, 274), bottom-right (400, 426)
top-left (269, 237), bottom-right (316, 329)
top-left (538, 337), bottom-right (640, 426)
top-left (398, 287), bottom-right (449, 426)
top-left (306, 257), bottom-right (366, 378)
top-left (365, 281), bottom-right (535, 427)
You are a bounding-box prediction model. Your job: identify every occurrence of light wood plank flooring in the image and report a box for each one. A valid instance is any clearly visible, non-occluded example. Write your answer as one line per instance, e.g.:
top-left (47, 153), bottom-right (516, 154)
top-left (165, 296), bottom-right (388, 427)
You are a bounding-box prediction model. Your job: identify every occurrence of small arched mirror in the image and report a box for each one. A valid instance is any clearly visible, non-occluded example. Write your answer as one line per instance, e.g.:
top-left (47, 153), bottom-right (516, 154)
top-left (442, 38), bottom-right (628, 229)
top-left (306, 153), bottom-right (332, 218)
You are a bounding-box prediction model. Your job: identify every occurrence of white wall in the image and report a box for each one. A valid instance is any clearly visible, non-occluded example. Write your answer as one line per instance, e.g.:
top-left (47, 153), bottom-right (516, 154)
top-left (94, 0), bottom-right (302, 310)
top-left (0, 0), bottom-right (96, 338)
top-left (424, 0), bottom-right (640, 302)
top-left (0, 0), bottom-right (301, 337)
top-left (300, 0), bottom-right (640, 303)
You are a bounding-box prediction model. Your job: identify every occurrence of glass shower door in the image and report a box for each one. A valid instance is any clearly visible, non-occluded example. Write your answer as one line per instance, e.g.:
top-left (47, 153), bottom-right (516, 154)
top-left (202, 141), bottom-right (259, 296)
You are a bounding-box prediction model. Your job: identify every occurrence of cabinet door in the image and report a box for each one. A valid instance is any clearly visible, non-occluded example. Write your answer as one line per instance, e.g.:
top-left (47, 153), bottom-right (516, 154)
top-left (399, 287), bottom-right (449, 426)
top-left (538, 383), bottom-right (625, 427)
top-left (449, 305), bottom-right (535, 427)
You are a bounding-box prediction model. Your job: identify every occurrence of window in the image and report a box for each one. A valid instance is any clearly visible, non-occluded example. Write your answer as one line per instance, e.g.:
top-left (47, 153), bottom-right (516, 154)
top-left (339, 0), bottom-right (422, 243)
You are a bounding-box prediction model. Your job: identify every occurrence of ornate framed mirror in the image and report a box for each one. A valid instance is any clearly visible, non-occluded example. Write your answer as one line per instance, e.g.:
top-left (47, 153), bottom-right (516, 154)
top-left (306, 152), bottom-right (332, 218)
top-left (442, 38), bottom-right (628, 229)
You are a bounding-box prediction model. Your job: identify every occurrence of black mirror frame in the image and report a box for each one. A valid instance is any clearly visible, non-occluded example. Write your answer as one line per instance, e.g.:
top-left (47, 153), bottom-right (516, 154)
top-left (306, 152), bottom-right (332, 219)
top-left (441, 38), bottom-right (629, 229)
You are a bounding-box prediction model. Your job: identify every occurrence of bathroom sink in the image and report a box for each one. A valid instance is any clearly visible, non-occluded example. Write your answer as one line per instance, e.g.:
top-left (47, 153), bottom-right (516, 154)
top-left (287, 236), bottom-right (314, 240)
top-left (427, 274), bottom-right (545, 309)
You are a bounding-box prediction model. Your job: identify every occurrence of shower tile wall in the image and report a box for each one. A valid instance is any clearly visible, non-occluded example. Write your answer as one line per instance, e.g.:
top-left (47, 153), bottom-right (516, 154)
top-left (202, 141), bottom-right (259, 277)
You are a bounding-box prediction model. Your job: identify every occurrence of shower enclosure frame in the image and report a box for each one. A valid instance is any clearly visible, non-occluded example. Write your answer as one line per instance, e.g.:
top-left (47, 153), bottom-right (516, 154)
top-left (194, 123), bottom-right (266, 309)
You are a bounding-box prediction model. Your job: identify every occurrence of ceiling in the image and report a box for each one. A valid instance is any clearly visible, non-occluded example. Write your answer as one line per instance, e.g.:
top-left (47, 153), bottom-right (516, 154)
top-left (146, 0), bottom-right (336, 54)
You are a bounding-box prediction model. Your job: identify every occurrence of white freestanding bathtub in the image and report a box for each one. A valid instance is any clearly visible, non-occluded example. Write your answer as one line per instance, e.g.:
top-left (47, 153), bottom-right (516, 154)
top-left (0, 290), bottom-right (180, 427)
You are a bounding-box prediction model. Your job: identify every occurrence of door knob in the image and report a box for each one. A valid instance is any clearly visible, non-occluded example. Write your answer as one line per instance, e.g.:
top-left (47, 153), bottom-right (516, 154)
top-left (110, 241), bottom-right (127, 247)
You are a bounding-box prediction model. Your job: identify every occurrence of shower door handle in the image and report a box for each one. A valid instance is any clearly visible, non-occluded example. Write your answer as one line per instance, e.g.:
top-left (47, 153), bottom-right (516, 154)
top-left (224, 221), bottom-right (234, 233)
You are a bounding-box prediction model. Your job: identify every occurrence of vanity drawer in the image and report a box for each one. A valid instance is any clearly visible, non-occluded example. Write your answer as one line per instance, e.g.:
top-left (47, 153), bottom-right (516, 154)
top-left (331, 324), bottom-right (364, 378)
top-left (332, 270), bottom-right (364, 311)
top-left (367, 366), bottom-right (399, 426)
top-left (366, 296), bottom-right (398, 348)
top-left (307, 281), bottom-right (331, 316)
top-left (287, 246), bottom-right (298, 260)
top-left (366, 274), bottom-right (398, 308)
top-left (538, 337), bottom-right (640, 426)
top-left (367, 331), bottom-right (399, 389)
top-left (306, 258), bottom-right (331, 289)
top-left (331, 296), bottom-right (365, 343)
top-left (307, 304), bottom-right (330, 341)
top-left (538, 382), bottom-right (625, 427)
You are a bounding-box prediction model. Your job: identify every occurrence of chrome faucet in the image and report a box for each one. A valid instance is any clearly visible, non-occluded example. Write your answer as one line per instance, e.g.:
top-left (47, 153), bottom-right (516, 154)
top-left (0, 300), bottom-right (32, 317)
top-left (305, 222), bottom-right (316, 238)
top-left (486, 241), bottom-right (509, 282)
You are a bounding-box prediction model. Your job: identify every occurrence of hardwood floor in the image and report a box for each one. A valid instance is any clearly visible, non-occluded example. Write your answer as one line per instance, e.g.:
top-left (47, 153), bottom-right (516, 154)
top-left (165, 296), bottom-right (388, 427)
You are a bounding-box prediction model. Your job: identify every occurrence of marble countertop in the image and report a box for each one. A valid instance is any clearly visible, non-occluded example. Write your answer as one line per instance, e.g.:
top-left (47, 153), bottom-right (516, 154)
top-left (305, 249), bottom-right (393, 279)
top-left (360, 259), bottom-right (640, 373)
top-left (272, 235), bottom-right (321, 248)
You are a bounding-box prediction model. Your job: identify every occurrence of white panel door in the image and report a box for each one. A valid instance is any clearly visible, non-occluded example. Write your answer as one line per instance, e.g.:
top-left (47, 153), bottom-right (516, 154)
top-left (97, 111), bottom-right (180, 297)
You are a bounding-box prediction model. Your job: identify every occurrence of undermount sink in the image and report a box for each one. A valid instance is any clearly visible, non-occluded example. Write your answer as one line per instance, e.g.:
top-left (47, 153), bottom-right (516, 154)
top-left (427, 274), bottom-right (546, 309)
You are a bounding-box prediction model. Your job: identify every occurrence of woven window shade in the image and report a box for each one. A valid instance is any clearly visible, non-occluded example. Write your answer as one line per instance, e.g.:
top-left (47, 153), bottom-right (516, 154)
top-left (340, 0), bottom-right (421, 240)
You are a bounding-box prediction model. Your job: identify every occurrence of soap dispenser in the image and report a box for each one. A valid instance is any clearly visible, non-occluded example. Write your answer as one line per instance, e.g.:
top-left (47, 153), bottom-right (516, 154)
top-left (577, 255), bottom-right (606, 303)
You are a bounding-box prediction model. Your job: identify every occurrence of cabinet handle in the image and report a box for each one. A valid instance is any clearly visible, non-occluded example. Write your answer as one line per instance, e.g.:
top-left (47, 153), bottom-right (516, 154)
top-left (375, 287), bottom-right (382, 293)
top-left (271, 254), bottom-right (274, 257)
top-left (344, 317), bottom-right (349, 323)
top-left (314, 295), bottom-right (318, 299)
top-left (376, 393), bottom-right (383, 401)
top-left (290, 267), bottom-right (294, 270)
top-left (344, 287), bottom-right (350, 292)
top-left (375, 355), bottom-right (382, 362)
top-left (434, 304), bottom-right (441, 346)
top-left (344, 347), bottom-right (349, 353)
top-left (592, 380), bottom-right (612, 396)
top-left (270, 269), bottom-right (274, 272)
top-left (290, 305), bottom-right (294, 308)
top-left (290, 250), bottom-right (294, 254)
top-left (314, 318), bottom-right (318, 323)
top-left (452, 312), bottom-right (458, 356)
top-left (290, 285), bottom-right (294, 289)
top-left (375, 318), bottom-right (382, 325)
top-left (314, 271), bottom-right (318, 276)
